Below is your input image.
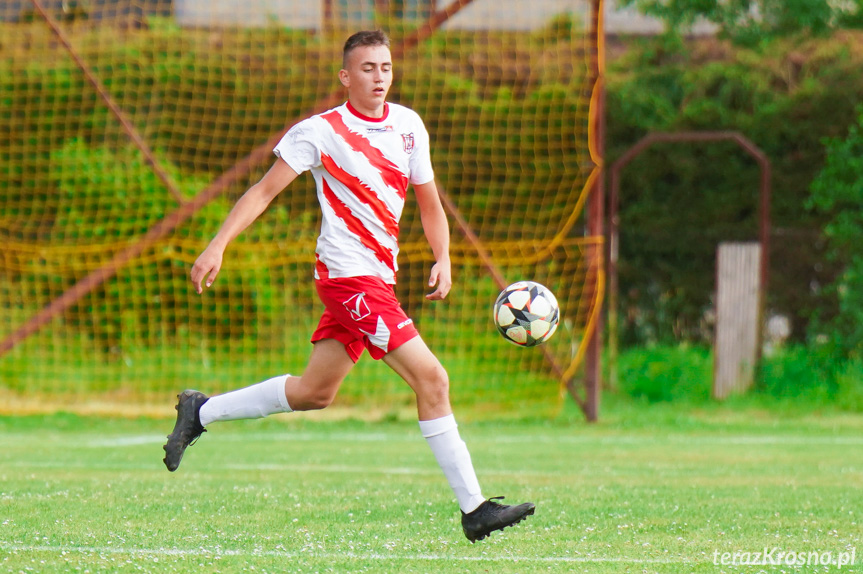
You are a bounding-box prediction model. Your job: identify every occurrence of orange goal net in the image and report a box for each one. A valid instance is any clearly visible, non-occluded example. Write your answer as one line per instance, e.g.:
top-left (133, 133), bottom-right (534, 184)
top-left (0, 0), bottom-right (604, 419)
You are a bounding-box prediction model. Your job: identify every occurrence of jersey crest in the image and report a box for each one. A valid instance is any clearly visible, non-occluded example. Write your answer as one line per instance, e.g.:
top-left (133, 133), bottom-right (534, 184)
top-left (401, 133), bottom-right (415, 154)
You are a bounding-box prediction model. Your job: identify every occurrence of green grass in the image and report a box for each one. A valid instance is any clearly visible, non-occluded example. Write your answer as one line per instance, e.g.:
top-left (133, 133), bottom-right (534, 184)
top-left (1, 404), bottom-right (862, 573)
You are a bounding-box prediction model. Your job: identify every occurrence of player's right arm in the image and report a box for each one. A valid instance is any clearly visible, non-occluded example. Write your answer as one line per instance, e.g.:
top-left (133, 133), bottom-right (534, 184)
top-left (191, 159), bottom-right (299, 294)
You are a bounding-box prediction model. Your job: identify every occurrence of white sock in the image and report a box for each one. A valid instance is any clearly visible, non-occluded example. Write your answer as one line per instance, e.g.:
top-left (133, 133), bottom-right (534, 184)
top-left (419, 414), bottom-right (485, 513)
top-left (198, 374), bottom-right (292, 427)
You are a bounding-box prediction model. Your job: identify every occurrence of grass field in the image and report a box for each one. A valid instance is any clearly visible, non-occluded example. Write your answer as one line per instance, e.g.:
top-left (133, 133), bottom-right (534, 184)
top-left (1, 402), bottom-right (862, 573)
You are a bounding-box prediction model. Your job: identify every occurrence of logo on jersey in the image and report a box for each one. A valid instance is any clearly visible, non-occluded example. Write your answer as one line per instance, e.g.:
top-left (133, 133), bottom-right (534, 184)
top-left (343, 292), bottom-right (371, 321)
top-left (367, 126), bottom-right (394, 133)
top-left (401, 133), bottom-right (415, 154)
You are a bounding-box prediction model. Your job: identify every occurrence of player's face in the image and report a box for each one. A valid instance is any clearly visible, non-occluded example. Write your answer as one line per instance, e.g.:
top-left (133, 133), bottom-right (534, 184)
top-left (339, 44), bottom-right (393, 118)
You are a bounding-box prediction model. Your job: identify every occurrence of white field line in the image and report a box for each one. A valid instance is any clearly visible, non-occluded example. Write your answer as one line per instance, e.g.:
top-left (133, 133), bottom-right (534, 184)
top-left (0, 543), bottom-right (684, 564)
top-left (3, 459), bottom-right (559, 477)
top-left (77, 432), bottom-right (863, 448)
top-left (4, 432), bottom-right (860, 476)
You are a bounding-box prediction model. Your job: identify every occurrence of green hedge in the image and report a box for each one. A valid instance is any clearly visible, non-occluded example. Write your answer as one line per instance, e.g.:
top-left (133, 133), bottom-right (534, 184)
top-left (616, 344), bottom-right (863, 411)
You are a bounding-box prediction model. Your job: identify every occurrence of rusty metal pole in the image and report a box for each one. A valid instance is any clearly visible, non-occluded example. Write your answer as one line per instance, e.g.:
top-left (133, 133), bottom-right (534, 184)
top-left (581, 0), bottom-right (605, 422)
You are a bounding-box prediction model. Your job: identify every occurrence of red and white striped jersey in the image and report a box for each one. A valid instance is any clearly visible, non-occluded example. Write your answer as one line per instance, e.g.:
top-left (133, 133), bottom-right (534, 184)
top-left (274, 101), bottom-right (435, 284)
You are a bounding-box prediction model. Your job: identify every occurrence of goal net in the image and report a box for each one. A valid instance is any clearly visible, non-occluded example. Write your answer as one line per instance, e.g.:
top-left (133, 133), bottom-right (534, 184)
top-left (0, 0), bottom-right (604, 419)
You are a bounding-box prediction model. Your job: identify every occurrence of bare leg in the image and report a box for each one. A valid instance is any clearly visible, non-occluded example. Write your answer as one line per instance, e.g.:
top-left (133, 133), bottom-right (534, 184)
top-left (284, 338), bottom-right (355, 411)
top-left (383, 336), bottom-right (452, 420)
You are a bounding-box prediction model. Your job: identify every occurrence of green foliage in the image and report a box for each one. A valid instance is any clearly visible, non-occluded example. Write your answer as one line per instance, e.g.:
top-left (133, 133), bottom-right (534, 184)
top-left (833, 358), bottom-right (863, 411)
top-left (0, 24), bottom-right (584, 242)
top-left (616, 345), bottom-right (713, 403)
top-left (753, 346), bottom-right (863, 411)
top-left (395, 27), bottom-right (586, 241)
top-left (24, 140), bottom-right (301, 352)
top-left (614, 344), bottom-right (863, 411)
top-left (619, 0), bottom-right (862, 46)
top-left (50, 140), bottom-right (173, 240)
top-left (607, 32), bottom-right (863, 346)
top-left (756, 345), bottom-right (837, 401)
top-left (838, 0), bottom-right (863, 27)
top-left (808, 107), bottom-right (863, 357)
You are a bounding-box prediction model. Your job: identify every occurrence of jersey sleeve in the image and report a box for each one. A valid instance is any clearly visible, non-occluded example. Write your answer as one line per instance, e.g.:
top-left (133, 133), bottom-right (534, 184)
top-left (273, 118), bottom-right (320, 174)
top-left (408, 117), bottom-right (435, 186)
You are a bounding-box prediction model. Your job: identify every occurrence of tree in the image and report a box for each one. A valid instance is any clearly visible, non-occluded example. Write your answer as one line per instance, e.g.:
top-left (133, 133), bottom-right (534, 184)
top-left (808, 106), bottom-right (863, 357)
top-left (618, 0), bottom-right (862, 45)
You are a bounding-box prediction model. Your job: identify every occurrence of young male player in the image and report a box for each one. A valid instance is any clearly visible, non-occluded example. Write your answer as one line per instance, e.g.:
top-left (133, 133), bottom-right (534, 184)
top-left (163, 30), bottom-right (535, 543)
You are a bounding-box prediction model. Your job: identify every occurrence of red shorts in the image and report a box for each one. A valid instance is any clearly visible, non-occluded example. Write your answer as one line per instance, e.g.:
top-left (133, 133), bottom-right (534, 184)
top-left (312, 276), bottom-right (419, 362)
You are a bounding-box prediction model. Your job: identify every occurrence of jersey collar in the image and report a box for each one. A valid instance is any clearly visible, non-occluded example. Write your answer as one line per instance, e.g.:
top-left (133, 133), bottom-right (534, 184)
top-left (346, 101), bottom-right (389, 123)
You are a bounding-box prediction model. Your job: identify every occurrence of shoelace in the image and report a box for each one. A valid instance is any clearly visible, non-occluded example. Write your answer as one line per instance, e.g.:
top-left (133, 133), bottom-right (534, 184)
top-left (188, 427), bottom-right (207, 446)
top-left (478, 496), bottom-right (508, 512)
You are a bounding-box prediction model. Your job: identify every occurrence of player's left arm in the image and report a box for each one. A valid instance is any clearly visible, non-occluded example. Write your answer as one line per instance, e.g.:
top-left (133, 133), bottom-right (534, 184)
top-left (414, 179), bottom-right (452, 301)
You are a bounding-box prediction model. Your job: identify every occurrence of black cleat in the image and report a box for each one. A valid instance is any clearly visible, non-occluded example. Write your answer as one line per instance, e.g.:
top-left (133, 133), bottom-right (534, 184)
top-left (162, 390), bottom-right (209, 472)
top-left (461, 496), bottom-right (535, 543)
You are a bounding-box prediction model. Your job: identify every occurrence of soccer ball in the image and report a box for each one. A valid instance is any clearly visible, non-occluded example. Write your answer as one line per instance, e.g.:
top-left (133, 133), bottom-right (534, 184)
top-left (493, 281), bottom-right (560, 347)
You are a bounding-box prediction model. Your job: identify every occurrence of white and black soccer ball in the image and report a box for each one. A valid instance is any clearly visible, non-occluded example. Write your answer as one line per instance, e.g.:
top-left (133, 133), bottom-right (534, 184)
top-left (493, 281), bottom-right (560, 347)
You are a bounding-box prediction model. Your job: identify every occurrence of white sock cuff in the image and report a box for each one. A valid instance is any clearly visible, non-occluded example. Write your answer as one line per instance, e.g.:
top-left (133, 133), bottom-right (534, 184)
top-left (419, 414), bottom-right (457, 438)
top-left (464, 495), bottom-right (486, 514)
top-left (271, 374), bottom-right (292, 412)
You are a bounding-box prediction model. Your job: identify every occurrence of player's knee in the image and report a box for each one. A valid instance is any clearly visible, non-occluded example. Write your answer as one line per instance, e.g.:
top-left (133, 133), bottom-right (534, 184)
top-left (291, 378), bottom-right (339, 411)
top-left (295, 389), bottom-right (336, 411)
top-left (421, 363), bottom-right (450, 404)
top-left (308, 394), bottom-right (336, 410)
top-left (433, 363), bottom-right (450, 390)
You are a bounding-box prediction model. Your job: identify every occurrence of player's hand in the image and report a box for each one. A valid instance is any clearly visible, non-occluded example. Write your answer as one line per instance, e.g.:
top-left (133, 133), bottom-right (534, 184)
top-left (426, 259), bottom-right (452, 300)
top-left (190, 245), bottom-right (224, 294)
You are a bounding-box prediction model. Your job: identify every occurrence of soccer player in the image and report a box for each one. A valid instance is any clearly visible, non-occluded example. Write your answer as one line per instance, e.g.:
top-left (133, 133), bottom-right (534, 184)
top-left (163, 30), bottom-right (535, 543)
